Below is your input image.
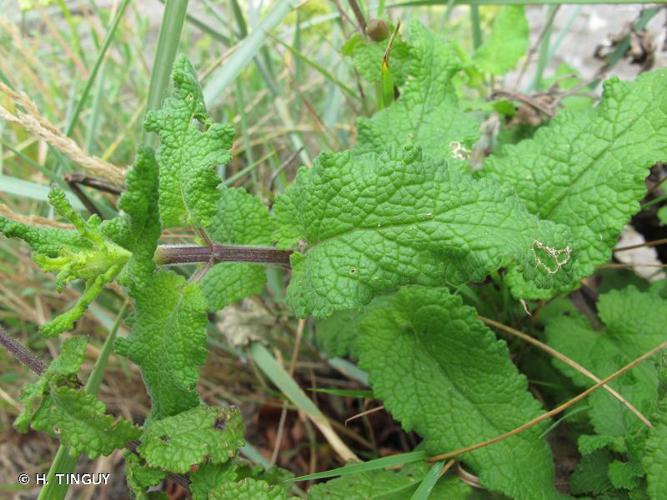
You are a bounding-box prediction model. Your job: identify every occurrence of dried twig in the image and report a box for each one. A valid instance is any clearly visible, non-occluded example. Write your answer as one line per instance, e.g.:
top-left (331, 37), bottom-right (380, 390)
top-left (0, 82), bottom-right (125, 185)
top-left (429, 340), bottom-right (667, 463)
top-left (480, 316), bottom-right (652, 428)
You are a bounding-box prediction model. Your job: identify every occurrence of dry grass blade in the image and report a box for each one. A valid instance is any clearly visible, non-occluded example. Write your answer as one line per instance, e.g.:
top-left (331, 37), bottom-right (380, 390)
top-left (0, 203), bottom-right (73, 229)
top-left (479, 315), bottom-right (652, 429)
top-left (345, 405), bottom-right (385, 426)
top-left (0, 82), bottom-right (125, 185)
top-left (429, 340), bottom-right (667, 463)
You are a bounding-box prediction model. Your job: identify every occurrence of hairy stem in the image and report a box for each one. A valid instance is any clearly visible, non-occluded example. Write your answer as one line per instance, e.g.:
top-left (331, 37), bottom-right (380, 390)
top-left (155, 244), bottom-right (293, 267)
top-left (0, 325), bottom-right (45, 375)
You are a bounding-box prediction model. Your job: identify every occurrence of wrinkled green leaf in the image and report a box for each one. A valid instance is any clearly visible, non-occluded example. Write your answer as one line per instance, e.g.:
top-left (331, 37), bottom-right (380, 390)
top-left (274, 146), bottom-right (573, 317)
top-left (115, 271), bottom-right (208, 419)
top-left (356, 23), bottom-right (479, 171)
top-left (32, 386), bottom-right (140, 457)
top-left (356, 287), bottom-right (556, 500)
top-left (139, 406), bottom-right (245, 473)
top-left (145, 55), bottom-right (233, 228)
top-left (14, 336), bottom-right (87, 432)
top-left (485, 69), bottom-right (667, 293)
top-left (545, 286), bottom-right (666, 439)
top-left (643, 401), bottom-right (667, 499)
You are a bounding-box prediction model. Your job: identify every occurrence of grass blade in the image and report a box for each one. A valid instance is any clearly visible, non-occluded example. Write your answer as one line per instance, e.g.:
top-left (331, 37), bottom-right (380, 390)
top-left (249, 342), bottom-right (358, 462)
top-left (65, 0), bottom-right (131, 136)
top-left (410, 461), bottom-right (444, 500)
top-left (144, 0), bottom-right (189, 146)
top-left (202, 0), bottom-right (299, 106)
top-left (0, 175), bottom-right (84, 210)
top-left (291, 450), bottom-right (427, 482)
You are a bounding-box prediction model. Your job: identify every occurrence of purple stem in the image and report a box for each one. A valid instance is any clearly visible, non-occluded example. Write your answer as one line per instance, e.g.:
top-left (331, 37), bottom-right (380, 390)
top-left (155, 244), bottom-right (293, 267)
top-left (0, 325), bottom-right (45, 375)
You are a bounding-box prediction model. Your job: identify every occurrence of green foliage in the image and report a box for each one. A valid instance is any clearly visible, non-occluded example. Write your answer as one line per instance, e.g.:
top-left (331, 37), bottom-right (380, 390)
top-left (274, 146), bottom-right (573, 317)
top-left (473, 6), bottom-right (529, 75)
top-left (144, 55), bottom-right (234, 229)
top-left (32, 386), bottom-right (141, 457)
top-left (545, 285), bottom-right (667, 497)
top-left (138, 406), bottom-right (245, 473)
top-left (103, 147), bottom-right (161, 287)
top-left (643, 401), bottom-right (667, 498)
top-left (355, 23), bottom-right (479, 171)
top-left (125, 453), bottom-right (167, 500)
top-left (3, 14), bottom-right (667, 499)
top-left (308, 461), bottom-right (471, 499)
top-left (356, 287), bottom-right (556, 499)
top-left (14, 336), bottom-right (87, 432)
top-left (485, 69), bottom-right (667, 295)
top-left (341, 28), bottom-right (409, 86)
top-left (201, 186), bottom-right (273, 311)
top-left (1, 189), bottom-right (130, 336)
top-left (546, 286), bottom-right (666, 440)
top-left (115, 271), bottom-right (209, 420)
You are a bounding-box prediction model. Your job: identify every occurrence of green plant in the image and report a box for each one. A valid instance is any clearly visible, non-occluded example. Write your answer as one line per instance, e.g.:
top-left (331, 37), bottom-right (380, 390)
top-left (1, 11), bottom-right (666, 500)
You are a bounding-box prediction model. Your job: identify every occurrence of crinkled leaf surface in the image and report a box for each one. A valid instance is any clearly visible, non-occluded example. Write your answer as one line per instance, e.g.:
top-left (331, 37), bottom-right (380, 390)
top-left (545, 286), bottom-right (666, 438)
top-left (145, 55), bottom-right (233, 228)
top-left (103, 147), bottom-right (160, 287)
top-left (643, 401), bottom-right (667, 499)
top-left (274, 146), bottom-right (573, 317)
top-left (191, 462), bottom-right (291, 500)
top-left (115, 270), bottom-right (208, 419)
top-left (0, 217), bottom-right (86, 257)
top-left (1, 189), bottom-right (130, 336)
top-left (209, 477), bottom-right (287, 500)
top-left (607, 459), bottom-right (643, 490)
top-left (202, 187), bottom-right (272, 311)
top-left (485, 69), bottom-right (667, 292)
top-left (124, 453), bottom-right (167, 500)
top-left (473, 6), bottom-right (529, 75)
top-left (356, 287), bottom-right (556, 500)
top-left (14, 336), bottom-right (87, 432)
top-left (32, 386), bottom-right (140, 458)
top-left (139, 406), bottom-right (244, 473)
top-left (356, 23), bottom-right (479, 170)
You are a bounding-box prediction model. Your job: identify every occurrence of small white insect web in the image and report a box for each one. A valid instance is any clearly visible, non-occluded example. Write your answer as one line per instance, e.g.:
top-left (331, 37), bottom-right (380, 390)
top-left (449, 141), bottom-right (470, 161)
top-left (532, 240), bottom-right (572, 274)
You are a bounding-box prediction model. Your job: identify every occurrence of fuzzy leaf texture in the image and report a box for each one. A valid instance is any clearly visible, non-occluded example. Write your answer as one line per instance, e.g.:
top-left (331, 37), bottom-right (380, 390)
top-left (209, 478), bottom-right (287, 500)
top-left (191, 462), bottom-right (291, 500)
top-left (643, 401), bottom-right (667, 499)
top-left (274, 146), bottom-right (574, 317)
top-left (14, 336), bottom-right (87, 432)
top-left (356, 287), bottom-right (557, 500)
top-left (0, 189), bottom-right (130, 336)
top-left (545, 285), bottom-right (667, 440)
top-left (145, 55), bottom-right (234, 228)
top-left (32, 386), bottom-right (141, 458)
top-left (102, 147), bottom-right (161, 288)
top-left (138, 406), bottom-right (245, 474)
top-left (355, 23), bottom-right (479, 171)
top-left (124, 453), bottom-right (167, 500)
top-left (485, 69), bottom-right (667, 293)
top-left (473, 6), bottom-right (529, 75)
top-left (115, 270), bottom-right (208, 419)
top-left (201, 187), bottom-right (273, 311)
